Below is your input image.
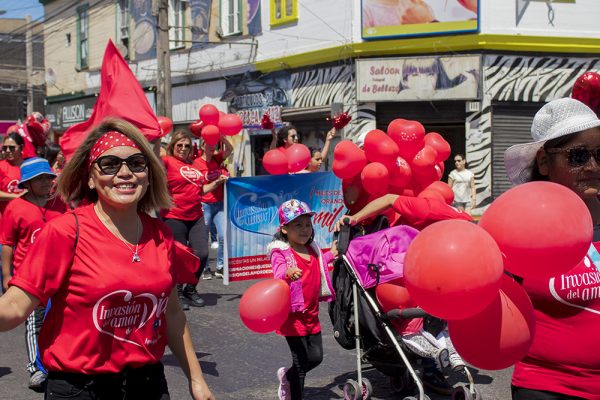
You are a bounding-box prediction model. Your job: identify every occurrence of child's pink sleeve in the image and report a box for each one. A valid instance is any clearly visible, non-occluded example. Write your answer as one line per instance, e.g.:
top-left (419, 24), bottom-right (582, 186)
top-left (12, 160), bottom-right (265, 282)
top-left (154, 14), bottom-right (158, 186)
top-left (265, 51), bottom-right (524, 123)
top-left (271, 250), bottom-right (289, 280)
top-left (322, 250), bottom-right (334, 266)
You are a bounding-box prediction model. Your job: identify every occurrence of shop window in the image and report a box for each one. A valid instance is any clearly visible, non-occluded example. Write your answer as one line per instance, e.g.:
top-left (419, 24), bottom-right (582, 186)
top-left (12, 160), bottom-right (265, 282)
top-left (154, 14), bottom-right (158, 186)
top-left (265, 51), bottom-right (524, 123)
top-left (76, 5), bottom-right (89, 70)
top-left (169, 0), bottom-right (185, 49)
top-left (117, 0), bottom-right (130, 58)
top-left (270, 0), bottom-right (297, 28)
top-left (219, 0), bottom-right (242, 37)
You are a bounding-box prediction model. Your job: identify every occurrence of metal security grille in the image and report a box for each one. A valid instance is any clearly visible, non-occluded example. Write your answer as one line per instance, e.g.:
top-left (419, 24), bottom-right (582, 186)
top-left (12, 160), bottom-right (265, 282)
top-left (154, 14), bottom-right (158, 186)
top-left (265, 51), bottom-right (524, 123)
top-left (491, 102), bottom-right (544, 199)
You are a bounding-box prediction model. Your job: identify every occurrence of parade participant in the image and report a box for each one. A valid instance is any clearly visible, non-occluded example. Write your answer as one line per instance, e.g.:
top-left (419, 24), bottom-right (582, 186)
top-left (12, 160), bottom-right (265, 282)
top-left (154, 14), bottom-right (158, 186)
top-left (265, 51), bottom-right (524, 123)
top-left (299, 128), bottom-right (337, 173)
top-left (0, 118), bottom-right (215, 400)
top-left (195, 138), bottom-right (231, 279)
top-left (0, 133), bottom-right (26, 214)
top-left (505, 98), bottom-right (600, 399)
top-left (268, 199), bottom-right (335, 400)
top-left (270, 125), bottom-right (300, 151)
top-left (162, 130), bottom-right (209, 309)
top-left (0, 157), bottom-right (66, 391)
top-left (448, 153), bottom-right (476, 211)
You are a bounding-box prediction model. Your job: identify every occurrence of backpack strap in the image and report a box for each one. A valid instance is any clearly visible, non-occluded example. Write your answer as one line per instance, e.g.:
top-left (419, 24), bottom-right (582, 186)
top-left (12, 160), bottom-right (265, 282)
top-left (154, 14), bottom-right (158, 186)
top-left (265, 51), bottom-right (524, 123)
top-left (72, 212), bottom-right (80, 251)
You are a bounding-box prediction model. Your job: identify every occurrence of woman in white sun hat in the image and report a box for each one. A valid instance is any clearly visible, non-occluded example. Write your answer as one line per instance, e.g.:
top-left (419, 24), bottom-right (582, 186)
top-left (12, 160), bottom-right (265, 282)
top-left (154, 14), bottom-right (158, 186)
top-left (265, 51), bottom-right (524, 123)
top-left (505, 98), bottom-right (600, 400)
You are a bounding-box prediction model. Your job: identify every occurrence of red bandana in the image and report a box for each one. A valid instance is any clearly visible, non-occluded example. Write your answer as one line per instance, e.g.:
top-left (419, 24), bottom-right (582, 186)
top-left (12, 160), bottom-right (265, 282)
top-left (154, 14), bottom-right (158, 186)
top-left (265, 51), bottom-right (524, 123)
top-left (88, 131), bottom-right (139, 169)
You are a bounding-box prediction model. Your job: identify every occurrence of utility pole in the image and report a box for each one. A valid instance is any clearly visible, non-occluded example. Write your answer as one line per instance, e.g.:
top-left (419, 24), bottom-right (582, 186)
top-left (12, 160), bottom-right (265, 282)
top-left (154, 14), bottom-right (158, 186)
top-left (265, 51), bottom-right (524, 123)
top-left (154, 0), bottom-right (172, 118)
top-left (25, 14), bottom-right (34, 115)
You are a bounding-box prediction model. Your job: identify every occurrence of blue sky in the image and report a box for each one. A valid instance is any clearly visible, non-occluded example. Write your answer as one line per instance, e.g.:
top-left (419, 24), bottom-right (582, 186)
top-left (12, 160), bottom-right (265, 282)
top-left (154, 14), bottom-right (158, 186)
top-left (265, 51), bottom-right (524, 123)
top-left (0, 0), bottom-right (44, 20)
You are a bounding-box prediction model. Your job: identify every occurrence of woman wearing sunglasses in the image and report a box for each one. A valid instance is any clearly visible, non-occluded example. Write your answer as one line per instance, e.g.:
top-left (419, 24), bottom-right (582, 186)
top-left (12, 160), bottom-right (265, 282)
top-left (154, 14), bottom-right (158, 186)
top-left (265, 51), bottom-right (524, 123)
top-left (161, 131), bottom-right (210, 310)
top-left (0, 133), bottom-right (26, 216)
top-left (0, 118), bottom-right (214, 400)
top-left (505, 98), bottom-right (600, 400)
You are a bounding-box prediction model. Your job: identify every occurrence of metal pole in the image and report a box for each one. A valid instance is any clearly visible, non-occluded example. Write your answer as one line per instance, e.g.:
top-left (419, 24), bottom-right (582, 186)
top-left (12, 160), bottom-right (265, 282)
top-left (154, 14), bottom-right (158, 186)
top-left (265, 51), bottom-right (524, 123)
top-left (154, 0), bottom-right (172, 117)
top-left (25, 15), bottom-right (33, 115)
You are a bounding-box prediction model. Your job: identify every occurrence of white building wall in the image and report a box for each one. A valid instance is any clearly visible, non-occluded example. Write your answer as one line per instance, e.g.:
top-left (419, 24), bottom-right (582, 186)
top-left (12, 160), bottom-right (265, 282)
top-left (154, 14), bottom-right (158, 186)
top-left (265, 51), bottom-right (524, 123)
top-left (481, 0), bottom-right (600, 38)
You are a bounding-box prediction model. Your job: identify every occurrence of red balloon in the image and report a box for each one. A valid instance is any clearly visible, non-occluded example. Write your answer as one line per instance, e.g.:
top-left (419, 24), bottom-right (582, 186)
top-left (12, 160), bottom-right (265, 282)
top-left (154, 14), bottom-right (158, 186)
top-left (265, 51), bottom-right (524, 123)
top-left (218, 113), bottom-right (243, 136)
top-left (376, 278), bottom-right (415, 312)
top-left (479, 181), bottom-right (593, 279)
top-left (157, 116), bottom-right (173, 136)
top-left (364, 129), bottom-right (399, 169)
top-left (287, 143), bottom-right (311, 173)
top-left (387, 119), bottom-right (426, 160)
top-left (199, 104), bottom-right (220, 125)
top-left (201, 124), bottom-right (220, 146)
top-left (404, 220), bottom-right (504, 320)
top-left (571, 71), bottom-right (600, 115)
top-left (239, 279), bottom-right (291, 334)
top-left (332, 140), bottom-right (367, 179)
top-left (425, 181), bottom-right (454, 205)
top-left (263, 149), bottom-right (289, 175)
top-left (189, 120), bottom-right (205, 138)
top-left (411, 145), bottom-right (438, 173)
top-left (424, 132), bottom-right (451, 162)
top-left (448, 274), bottom-right (535, 370)
top-left (361, 162), bottom-right (390, 195)
top-left (388, 156), bottom-right (412, 188)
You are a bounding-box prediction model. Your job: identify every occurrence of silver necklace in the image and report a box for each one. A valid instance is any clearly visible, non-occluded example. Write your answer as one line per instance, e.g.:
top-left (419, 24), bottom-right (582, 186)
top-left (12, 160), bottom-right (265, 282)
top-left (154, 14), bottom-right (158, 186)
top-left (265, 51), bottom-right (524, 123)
top-left (96, 206), bottom-right (141, 263)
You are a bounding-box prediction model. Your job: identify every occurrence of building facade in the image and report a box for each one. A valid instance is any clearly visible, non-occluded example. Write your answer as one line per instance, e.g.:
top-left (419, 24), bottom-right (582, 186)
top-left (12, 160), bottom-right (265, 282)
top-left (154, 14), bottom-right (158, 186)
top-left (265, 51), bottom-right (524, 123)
top-left (39, 0), bottom-right (600, 214)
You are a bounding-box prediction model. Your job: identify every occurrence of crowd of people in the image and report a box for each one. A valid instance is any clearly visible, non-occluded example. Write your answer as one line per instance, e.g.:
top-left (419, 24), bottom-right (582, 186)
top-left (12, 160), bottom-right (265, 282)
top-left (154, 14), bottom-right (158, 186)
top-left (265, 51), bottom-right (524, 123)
top-left (1, 96), bottom-right (600, 400)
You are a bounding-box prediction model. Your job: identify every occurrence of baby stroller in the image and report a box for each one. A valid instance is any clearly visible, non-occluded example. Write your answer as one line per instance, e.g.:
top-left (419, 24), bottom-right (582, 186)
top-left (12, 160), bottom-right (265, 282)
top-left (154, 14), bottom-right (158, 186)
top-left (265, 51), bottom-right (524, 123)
top-left (329, 218), bottom-right (480, 400)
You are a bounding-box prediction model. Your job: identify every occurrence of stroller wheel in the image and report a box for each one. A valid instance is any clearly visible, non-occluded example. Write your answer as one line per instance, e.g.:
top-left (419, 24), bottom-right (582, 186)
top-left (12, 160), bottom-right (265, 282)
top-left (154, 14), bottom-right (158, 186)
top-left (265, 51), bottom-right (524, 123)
top-left (343, 378), bottom-right (372, 400)
top-left (451, 386), bottom-right (475, 400)
top-left (390, 375), bottom-right (407, 394)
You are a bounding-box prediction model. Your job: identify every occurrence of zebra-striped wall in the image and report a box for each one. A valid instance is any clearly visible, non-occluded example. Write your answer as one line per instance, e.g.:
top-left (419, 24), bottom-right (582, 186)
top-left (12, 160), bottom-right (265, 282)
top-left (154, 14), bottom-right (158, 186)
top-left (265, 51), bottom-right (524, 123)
top-left (287, 55), bottom-right (600, 215)
top-left (468, 55), bottom-right (600, 214)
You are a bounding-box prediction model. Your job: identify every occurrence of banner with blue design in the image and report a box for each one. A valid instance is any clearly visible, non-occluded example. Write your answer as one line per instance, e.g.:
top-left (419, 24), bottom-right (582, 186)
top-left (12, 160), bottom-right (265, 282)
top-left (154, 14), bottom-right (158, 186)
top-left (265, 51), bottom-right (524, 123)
top-left (224, 172), bottom-right (345, 282)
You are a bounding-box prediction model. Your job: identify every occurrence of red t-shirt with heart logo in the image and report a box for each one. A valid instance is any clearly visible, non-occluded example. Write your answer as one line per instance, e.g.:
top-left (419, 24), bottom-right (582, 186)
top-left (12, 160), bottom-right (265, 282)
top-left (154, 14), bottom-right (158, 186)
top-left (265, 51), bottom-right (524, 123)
top-left (0, 196), bottom-right (66, 274)
top-left (0, 159), bottom-right (25, 216)
top-left (161, 156), bottom-right (205, 221)
top-left (10, 204), bottom-right (176, 373)
top-left (195, 153), bottom-right (227, 203)
top-left (512, 241), bottom-right (600, 399)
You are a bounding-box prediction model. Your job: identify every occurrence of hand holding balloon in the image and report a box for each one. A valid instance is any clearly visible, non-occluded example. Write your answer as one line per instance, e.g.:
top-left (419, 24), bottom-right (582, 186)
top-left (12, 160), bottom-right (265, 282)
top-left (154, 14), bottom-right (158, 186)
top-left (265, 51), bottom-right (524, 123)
top-left (286, 267), bottom-right (302, 281)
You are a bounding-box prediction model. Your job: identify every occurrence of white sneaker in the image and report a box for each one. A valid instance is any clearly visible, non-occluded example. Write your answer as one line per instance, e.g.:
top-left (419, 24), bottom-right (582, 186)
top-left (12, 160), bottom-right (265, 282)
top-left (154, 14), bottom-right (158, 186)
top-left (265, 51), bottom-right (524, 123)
top-left (214, 270), bottom-right (224, 279)
top-left (210, 242), bottom-right (219, 249)
top-left (277, 367), bottom-right (291, 400)
top-left (202, 270), bottom-right (213, 280)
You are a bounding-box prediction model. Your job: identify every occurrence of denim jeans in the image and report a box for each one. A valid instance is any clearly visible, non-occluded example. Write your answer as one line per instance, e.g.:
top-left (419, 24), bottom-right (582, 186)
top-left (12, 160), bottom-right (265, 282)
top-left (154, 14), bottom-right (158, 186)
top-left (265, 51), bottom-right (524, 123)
top-left (202, 201), bottom-right (224, 271)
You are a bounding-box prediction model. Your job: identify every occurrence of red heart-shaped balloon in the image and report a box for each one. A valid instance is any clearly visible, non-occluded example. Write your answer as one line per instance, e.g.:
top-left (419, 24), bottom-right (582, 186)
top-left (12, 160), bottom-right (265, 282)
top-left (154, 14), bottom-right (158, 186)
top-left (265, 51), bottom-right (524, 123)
top-left (332, 140), bottom-right (367, 180)
top-left (572, 71), bottom-right (600, 115)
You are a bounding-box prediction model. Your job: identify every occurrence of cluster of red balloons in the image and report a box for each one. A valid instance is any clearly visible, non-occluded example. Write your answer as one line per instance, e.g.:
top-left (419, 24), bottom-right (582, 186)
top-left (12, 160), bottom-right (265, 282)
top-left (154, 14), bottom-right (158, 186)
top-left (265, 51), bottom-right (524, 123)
top-left (187, 104), bottom-right (243, 146)
top-left (334, 119), bottom-right (454, 210)
top-left (239, 279), bottom-right (291, 333)
top-left (391, 181), bottom-right (593, 370)
top-left (262, 144), bottom-right (312, 175)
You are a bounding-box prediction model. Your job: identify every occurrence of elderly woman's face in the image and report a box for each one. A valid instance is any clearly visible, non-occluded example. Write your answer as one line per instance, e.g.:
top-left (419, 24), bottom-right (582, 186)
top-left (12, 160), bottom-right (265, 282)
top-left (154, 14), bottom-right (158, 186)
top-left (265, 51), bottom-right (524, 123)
top-left (542, 127), bottom-right (600, 199)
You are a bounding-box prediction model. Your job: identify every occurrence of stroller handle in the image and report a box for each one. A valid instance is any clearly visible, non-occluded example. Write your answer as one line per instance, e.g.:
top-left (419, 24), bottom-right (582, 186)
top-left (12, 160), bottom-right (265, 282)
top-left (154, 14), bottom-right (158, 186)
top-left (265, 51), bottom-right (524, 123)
top-left (335, 218), bottom-right (352, 255)
top-left (386, 307), bottom-right (430, 320)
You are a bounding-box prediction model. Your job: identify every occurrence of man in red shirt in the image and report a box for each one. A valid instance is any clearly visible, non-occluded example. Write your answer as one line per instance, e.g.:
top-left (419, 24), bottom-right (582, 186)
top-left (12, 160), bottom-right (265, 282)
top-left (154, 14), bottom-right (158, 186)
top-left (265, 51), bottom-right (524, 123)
top-left (0, 157), bottom-right (66, 391)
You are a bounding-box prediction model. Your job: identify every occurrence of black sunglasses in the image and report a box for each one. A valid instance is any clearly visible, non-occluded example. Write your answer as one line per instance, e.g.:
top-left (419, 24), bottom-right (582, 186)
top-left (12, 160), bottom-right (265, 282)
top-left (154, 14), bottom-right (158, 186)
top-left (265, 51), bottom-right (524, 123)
top-left (176, 143), bottom-right (191, 149)
top-left (546, 147), bottom-right (600, 167)
top-left (94, 154), bottom-right (148, 175)
top-left (2, 145), bottom-right (17, 152)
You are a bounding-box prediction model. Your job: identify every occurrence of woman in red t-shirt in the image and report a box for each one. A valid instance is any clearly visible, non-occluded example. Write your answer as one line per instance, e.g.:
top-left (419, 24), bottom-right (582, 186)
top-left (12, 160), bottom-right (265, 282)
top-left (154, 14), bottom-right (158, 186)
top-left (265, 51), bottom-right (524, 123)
top-left (161, 131), bottom-right (224, 308)
top-left (0, 133), bottom-right (26, 215)
top-left (196, 138), bottom-right (231, 278)
top-left (0, 118), bottom-right (214, 400)
top-left (506, 99), bottom-right (600, 400)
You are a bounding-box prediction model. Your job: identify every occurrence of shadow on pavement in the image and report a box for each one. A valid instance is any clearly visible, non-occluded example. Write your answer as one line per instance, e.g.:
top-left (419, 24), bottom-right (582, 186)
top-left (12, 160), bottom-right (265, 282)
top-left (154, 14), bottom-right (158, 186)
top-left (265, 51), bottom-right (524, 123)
top-left (0, 367), bottom-right (11, 378)
top-left (162, 352), bottom-right (219, 377)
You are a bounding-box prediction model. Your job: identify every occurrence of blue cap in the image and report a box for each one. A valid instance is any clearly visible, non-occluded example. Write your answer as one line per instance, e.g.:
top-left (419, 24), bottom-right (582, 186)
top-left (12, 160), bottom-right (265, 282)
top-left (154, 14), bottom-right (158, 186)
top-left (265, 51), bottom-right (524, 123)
top-left (19, 157), bottom-right (56, 188)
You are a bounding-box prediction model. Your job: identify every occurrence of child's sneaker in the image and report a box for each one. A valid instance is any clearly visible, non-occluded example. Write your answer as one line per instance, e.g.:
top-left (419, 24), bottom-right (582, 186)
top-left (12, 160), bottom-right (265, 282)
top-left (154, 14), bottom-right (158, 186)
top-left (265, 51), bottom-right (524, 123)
top-left (28, 370), bottom-right (46, 392)
top-left (202, 270), bottom-right (213, 280)
top-left (214, 270), bottom-right (224, 279)
top-left (277, 367), bottom-right (291, 400)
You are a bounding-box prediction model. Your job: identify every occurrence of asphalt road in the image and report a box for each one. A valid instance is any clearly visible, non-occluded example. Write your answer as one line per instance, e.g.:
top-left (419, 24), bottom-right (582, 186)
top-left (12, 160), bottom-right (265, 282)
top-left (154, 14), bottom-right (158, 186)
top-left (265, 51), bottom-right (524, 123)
top-left (0, 276), bottom-right (513, 400)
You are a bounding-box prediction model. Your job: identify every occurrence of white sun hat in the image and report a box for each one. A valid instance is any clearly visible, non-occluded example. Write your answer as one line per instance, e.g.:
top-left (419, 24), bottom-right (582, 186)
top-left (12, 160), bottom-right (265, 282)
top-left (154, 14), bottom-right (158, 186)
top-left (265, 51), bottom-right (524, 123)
top-left (504, 98), bottom-right (600, 185)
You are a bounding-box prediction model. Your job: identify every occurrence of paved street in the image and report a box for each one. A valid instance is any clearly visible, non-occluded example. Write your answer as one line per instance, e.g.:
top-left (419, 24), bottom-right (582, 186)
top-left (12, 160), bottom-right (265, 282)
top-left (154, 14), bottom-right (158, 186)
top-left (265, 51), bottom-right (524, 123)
top-left (0, 276), bottom-right (512, 400)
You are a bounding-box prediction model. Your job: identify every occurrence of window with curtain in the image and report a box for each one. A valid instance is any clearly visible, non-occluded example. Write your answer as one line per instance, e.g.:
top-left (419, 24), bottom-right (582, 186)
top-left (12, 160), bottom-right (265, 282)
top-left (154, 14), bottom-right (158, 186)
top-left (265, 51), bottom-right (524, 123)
top-left (77, 5), bottom-right (89, 69)
top-left (220, 0), bottom-right (241, 36)
top-left (169, 0), bottom-right (185, 49)
top-left (270, 0), bottom-right (297, 27)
